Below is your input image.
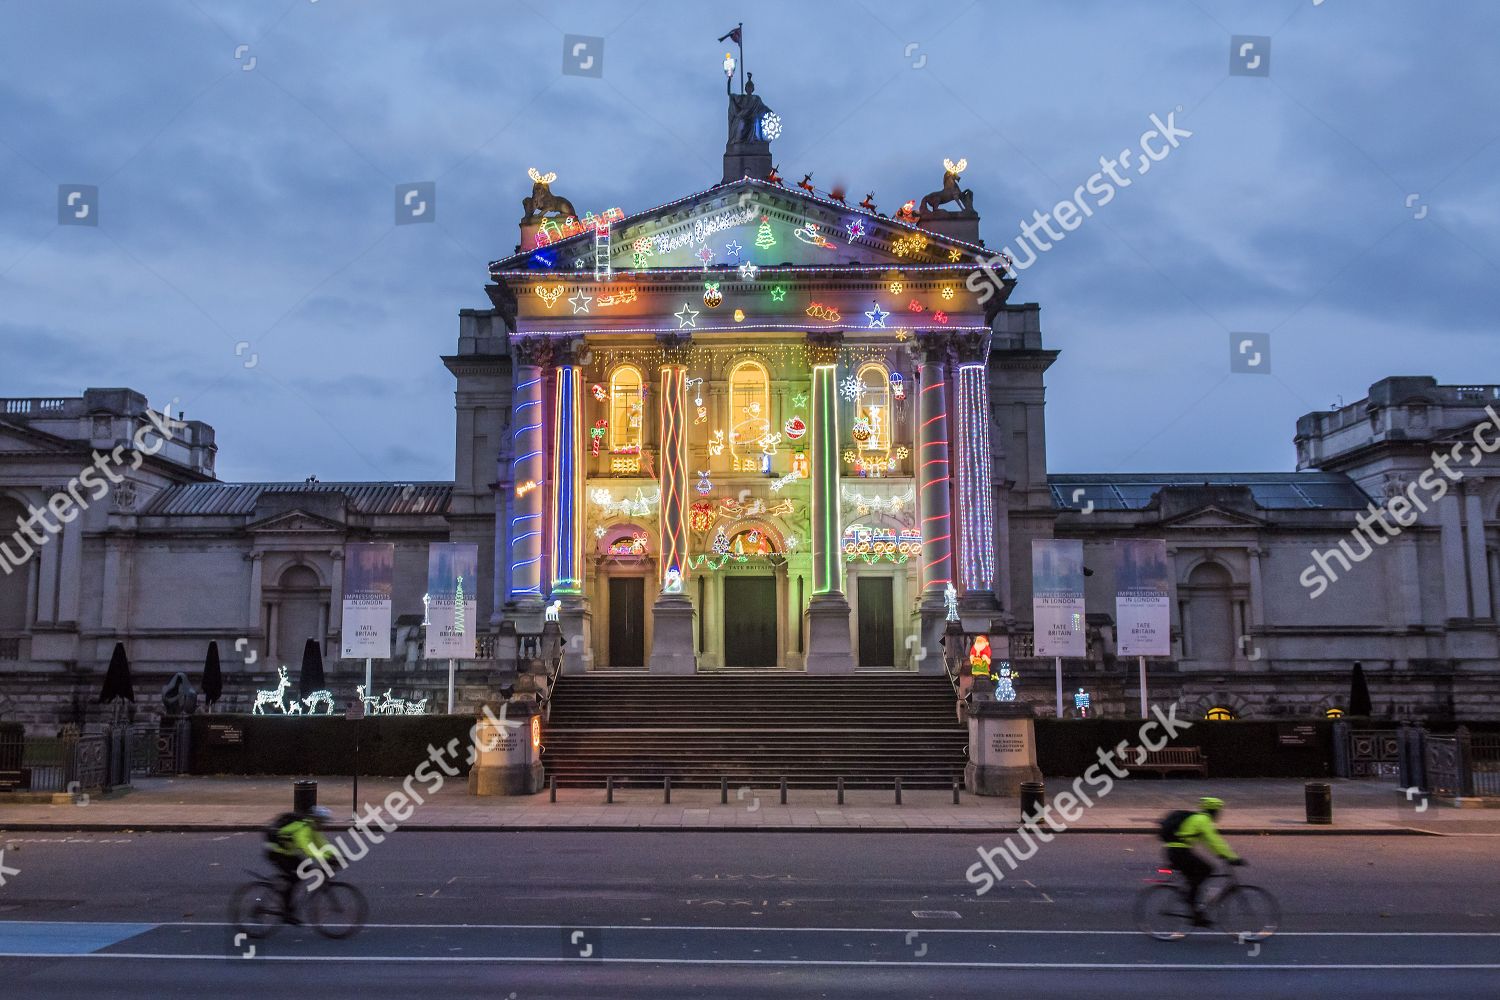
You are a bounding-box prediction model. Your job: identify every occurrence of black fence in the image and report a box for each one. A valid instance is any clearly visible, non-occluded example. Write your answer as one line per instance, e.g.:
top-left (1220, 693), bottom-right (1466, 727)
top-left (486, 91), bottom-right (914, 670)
top-left (1034, 719), bottom-right (1338, 778)
top-left (187, 714), bottom-right (476, 777)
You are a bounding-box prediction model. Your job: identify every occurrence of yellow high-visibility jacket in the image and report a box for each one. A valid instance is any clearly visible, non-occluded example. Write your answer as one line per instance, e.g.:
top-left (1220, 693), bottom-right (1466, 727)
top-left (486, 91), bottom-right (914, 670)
top-left (1166, 811), bottom-right (1239, 861)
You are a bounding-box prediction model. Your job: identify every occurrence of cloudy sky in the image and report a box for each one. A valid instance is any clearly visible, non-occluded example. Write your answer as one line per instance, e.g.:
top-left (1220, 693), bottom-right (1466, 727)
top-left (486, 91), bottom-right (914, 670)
top-left (3, 0), bottom-right (1497, 483)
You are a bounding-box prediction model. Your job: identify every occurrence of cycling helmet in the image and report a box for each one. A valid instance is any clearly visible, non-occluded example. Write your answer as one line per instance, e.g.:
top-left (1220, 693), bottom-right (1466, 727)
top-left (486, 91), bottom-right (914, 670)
top-left (1199, 796), bottom-right (1224, 813)
top-left (306, 805), bottom-right (333, 822)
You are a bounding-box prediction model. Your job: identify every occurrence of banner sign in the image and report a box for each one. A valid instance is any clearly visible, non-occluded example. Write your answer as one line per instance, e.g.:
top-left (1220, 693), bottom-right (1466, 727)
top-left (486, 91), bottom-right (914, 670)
top-left (1032, 539), bottom-right (1086, 657)
top-left (341, 543), bottom-right (394, 659)
top-left (424, 542), bottom-right (479, 660)
top-left (1115, 539), bottom-right (1172, 657)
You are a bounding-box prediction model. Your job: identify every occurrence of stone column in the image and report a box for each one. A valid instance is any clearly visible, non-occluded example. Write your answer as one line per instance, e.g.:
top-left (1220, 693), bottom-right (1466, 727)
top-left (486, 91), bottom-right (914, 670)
top-left (549, 346), bottom-right (593, 671)
top-left (915, 332), bottom-right (956, 670)
top-left (1439, 491), bottom-right (1468, 619)
top-left (650, 333), bottom-right (696, 673)
top-left (327, 546), bottom-right (345, 644)
top-left (804, 332), bottom-right (854, 673)
top-left (1464, 480), bottom-right (1491, 618)
top-left (507, 338), bottom-right (550, 622)
top-left (953, 334), bottom-right (997, 609)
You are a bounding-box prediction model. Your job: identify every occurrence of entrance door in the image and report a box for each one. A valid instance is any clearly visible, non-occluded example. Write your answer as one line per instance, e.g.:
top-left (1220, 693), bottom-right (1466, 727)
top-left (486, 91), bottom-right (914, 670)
top-left (857, 576), bottom-right (894, 667)
top-left (723, 576), bottom-right (777, 667)
top-left (608, 577), bottom-right (645, 667)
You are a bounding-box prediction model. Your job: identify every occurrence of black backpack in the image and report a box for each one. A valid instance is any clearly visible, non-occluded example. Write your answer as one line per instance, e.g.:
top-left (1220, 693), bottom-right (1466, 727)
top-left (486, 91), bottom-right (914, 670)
top-left (1158, 809), bottom-right (1195, 843)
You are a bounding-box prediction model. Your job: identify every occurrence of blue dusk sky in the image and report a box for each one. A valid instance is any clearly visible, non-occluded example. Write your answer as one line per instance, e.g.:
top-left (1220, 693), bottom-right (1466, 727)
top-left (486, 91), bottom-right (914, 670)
top-left (2, 1), bottom-right (1497, 482)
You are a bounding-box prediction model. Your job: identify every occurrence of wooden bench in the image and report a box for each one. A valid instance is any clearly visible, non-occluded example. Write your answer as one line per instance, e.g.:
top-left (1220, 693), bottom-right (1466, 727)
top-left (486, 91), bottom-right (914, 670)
top-left (1124, 746), bottom-right (1208, 777)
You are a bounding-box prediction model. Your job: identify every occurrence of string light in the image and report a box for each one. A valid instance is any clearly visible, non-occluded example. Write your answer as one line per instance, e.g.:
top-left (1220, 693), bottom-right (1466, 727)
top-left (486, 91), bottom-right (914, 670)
top-left (550, 365), bottom-right (582, 594)
top-left (535, 284), bottom-right (565, 308)
top-left (659, 365), bottom-right (688, 588)
top-left (509, 373), bottom-right (545, 597)
top-left (515, 480), bottom-right (538, 497)
top-left (841, 484), bottom-right (914, 515)
top-left (793, 223), bottom-right (835, 249)
top-left (865, 302), bottom-right (890, 327)
top-left (755, 215), bottom-right (776, 249)
top-left (845, 219), bottom-right (865, 243)
top-left (569, 291), bottom-right (591, 314)
top-left (956, 363), bottom-right (996, 591)
top-left (918, 375), bottom-right (953, 591)
top-left (675, 303), bottom-right (700, 328)
top-left (892, 233), bottom-right (928, 257)
top-left (737, 262), bottom-right (759, 280)
top-left (590, 486), bottom-right (659, 518)
top-left (811, 362), bottom-right (842, 596)
top-left (595, 287), bottom-right (637, 308)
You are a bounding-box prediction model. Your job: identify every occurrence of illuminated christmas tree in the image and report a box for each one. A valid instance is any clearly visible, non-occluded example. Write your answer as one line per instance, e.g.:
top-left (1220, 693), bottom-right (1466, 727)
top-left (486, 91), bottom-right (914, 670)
top-left (712, 526), bottom-right (729, 555)
top-left (754, 215), bottom-right (776, 250)
top-left (453, 575), bottom-right (465, 636)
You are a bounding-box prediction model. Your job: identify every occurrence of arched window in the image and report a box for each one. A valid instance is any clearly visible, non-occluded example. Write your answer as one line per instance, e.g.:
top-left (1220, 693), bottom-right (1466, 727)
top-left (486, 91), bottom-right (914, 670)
top-left (1205, 706), bottom-right (1236, 721)
top-left (729, 361), bottom-right (770, 462)
top-left (1182, 562), bottom-right (1235, 663)
top-left (609, 366), bottom-right (644, 453)
top-left (854, 363), bottom-right (891, 452)
top-left (728, 526), bottom-right (777, 556)
top-left (274, 564), bottom-right (324, 664)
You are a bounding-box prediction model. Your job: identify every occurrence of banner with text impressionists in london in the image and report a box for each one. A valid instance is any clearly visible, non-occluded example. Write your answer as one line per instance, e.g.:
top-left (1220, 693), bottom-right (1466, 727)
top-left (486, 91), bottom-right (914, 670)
top-left (341, 542), bottom-right (393, 659)
top-left (1032, 539), bottom-right (1086, 657)
top-left (1115, 539), bottom-right (1171, 657)
top-left (424, 542), bottom-right (479, 660)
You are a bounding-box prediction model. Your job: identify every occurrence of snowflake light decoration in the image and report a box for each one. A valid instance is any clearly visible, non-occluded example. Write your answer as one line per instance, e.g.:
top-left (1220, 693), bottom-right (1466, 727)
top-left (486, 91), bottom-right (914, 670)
top-left (839, 375), bottom-right (866, 402)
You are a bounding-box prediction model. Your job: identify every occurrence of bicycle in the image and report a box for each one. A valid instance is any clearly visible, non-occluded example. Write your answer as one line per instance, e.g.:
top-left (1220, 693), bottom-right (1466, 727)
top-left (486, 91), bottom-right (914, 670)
top-left (1133, 864), bottom-right (1279, 942)
top-left (229, 867), bottom-right (369, 941)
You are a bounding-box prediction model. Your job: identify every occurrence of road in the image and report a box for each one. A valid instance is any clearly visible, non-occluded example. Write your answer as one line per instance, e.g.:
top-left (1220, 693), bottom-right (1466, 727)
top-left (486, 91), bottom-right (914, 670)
top-left (0, 830), bottom-right (1496, 998)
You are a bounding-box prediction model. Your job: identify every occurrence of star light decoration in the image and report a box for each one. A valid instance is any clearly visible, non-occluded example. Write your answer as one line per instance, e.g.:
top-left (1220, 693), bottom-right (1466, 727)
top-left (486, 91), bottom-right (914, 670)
top-left (770, 285), bottom-right (787, 302)
top-left (792, 391), bottom-right (809, 409)
top-left (865, 302), bottom-right (890, 328)
top-left (725, 240), bottom-right (743, 259)
top-left (569, 291), bottom-right (592, 314)
top-left (845, 219), bottom-right (865, 243)
top-left (737, 261), bottom-right (759, 281)
top-left (840, 374), bottom-right (866, 402)
top-left (948, 247), bottom-right (962, 262)
top-left (696, 246), bottom-right (715, 269)
top-left (675, 303), bottom-right (700, 328)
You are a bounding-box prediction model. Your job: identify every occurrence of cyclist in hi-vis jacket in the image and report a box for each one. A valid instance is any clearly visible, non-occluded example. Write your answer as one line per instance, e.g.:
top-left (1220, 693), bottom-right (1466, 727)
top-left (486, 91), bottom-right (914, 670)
top-left (1165, 796), bottom-right (1244, 926)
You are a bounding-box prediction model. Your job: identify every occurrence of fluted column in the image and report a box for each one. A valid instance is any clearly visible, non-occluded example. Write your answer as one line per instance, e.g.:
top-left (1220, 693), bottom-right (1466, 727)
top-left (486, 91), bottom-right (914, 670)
top-left (649, 332), bottom-right (696, 672)
top-left (507, 339), bottom-right (549, 606)
top-left (550, 361), bottom-right (584, 596)
top-left (917, 333), bottom-right (955, 599)
top-left (953, 334), bottom-right (996, 605)
top-left (804, 332), bottom-right (853, 672)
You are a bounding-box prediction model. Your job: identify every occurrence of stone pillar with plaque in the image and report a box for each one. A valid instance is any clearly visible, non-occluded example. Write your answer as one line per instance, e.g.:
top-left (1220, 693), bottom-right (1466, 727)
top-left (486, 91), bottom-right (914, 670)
top-left (964, 699), bottom-right (1043, 796)
top-left (468, 701), bottom-right (544, 795)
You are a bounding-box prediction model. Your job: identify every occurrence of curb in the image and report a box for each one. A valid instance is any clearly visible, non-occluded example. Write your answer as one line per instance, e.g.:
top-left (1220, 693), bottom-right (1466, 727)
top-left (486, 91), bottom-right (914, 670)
top-left (0, 822), bottom-right (1440, 836)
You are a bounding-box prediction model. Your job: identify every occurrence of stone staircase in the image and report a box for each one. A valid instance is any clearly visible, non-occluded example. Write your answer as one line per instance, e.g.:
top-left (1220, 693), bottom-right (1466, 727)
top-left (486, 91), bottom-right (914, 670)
top-left (541, 673), bottom-right (968, 788)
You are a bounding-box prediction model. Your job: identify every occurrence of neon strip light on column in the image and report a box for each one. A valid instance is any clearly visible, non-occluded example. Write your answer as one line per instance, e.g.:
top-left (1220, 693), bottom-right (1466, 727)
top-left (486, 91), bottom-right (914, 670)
top-left (550, 366), bottom-right (581, 594)
top-left (811, 363), bottom-right (842, 595)
top-left (659, 366), bottom-right (687, 586)
top-left (509, 373), bottom-right (544, 596)
top-left (919, 377), bottom-right (953, 589)
top-left (955, 364), bottom-right (995, 592)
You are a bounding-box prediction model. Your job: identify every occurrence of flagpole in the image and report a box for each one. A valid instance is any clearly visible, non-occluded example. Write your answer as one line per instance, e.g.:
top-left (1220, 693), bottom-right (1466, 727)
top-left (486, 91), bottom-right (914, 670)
top-left (738, 23), bottom-right (745, 94)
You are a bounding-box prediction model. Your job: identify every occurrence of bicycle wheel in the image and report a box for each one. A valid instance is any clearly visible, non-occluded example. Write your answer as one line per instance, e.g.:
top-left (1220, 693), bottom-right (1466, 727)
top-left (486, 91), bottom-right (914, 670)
top-left (1215, 884), bottom-right (1280, 942)
top-left (229, 881), bottom-right (282, 940)
top-left (310, 881), bottom-right (368, 940)
top-left (1134, 884), bottom-right (1194, 941)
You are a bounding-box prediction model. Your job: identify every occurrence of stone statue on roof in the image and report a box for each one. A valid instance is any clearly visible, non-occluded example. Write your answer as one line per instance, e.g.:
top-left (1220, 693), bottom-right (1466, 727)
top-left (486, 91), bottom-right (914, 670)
top-left (728, 73), bottom-right (772, 145)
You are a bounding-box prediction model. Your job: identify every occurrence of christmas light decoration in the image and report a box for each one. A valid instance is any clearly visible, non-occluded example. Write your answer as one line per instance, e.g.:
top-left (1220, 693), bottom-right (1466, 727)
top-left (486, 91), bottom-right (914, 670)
top-left (591, 383), bottom-right (608, 402)
top-left (806, 302), bottom-right (842, 323)
top-left (895, 330), bottom-right (910, 342)
top-left (755, 215), bottom-right (776, 249)
top-left (841, 485), bottom-right (915, 515)
top-left (612, 456), bottom-right (640, 474)
top-left (737, 261), bottom-right (759, 281)
top-left (757, 111), bottom-right (782, 141)
top-left (791, 451), bottom-right (809, 479)
top-left (595, 287), bottom-right (637, 308)
top-left (608, 533), bottom-right (649, 557)
top-left (890, 372), bottom-right (906, 400)
top-left (647, 206), bottom-right (757, 254)
top-left (769, 471), bottom-right (799, 492)
top-left (535, 284), bottom-right (565, 308)
top-left (515, 480), bottom-right (538, 497)
top-left (941, 285), bottom-right (955, 300)
top-left (794, 223), bottom-right (835, 249)
top-left (784, 415), bottom-right (807, 440)
top-left (892, 233), bottom-right (928, 257)
top-left (907, 300), bottom-right (925, 313)
top-left (695, 470), bottom-right (712, 496)
top-left (725, 240), bottom-right (743, 259)
top-left (933, 311), bottom-right (949, 324)
top-left (675, 303), bottom-right (700, 328)
top-left (995, 662), bottom-right (1018, 702)
top-left (690, 498), bottom-right (716, 529)
top-left (758, 431), bottom-right (782, 455)
top-left (811, 362), bottom-right (842, 595)
top-left (895, 200), bottom-right (919, 224)
top-left (769, 285), bottom-right (787, 302)
top-left (842, 525), bottom-right (924, 564)
top-left (845, 219), bottom-right (865, 243)
top-left (865, 302), bottom-right (890, 328)
top-left (955, 363), bottom-right (996, 592)
top-left (792, 391), bottom-right (809, 409)
top-left (888, 281), bottom-right (903, 295)
top-left (708, 429), bottom-right (725, 456)
top-left (696, 246), bottom-right (715, 269)
top-left (918, 369), bottom-right (953, 593)
top-left (733, 309), bottom-right (745, 323)
top-left (703, 282), bottom-right (723, 308)
top-left (659, 365), bottom-right (689, 590)
top-left (509, 371), bottom-right (545, 598)
top-left (840, 374), bottom-right (866, 402)
top-left (590, 486), bottom-right (660, 518)
top-left (948, 248), bottom-right (962, 262)
top-left (569, 291), bottom-right (592, 314)
top-left (591, 420), bottom-right (605, 456)
top-left (453, 575), bottom-right (466, 635)
top-left (851, 416), bottom-right (872, 443)
top-left (711, 524), bottom-right (729, 555)
top-left (551, 365), bottom-right (583, 594)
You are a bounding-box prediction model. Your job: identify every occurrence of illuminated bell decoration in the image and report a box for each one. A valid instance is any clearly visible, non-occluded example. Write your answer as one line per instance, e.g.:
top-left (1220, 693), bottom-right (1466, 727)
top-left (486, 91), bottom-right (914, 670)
top-left (733, 308), bottom-right (745, 322)
top-left (703, 282), bottom-right (723, 308)
top-left (783, 415), bottom-right (807, 440)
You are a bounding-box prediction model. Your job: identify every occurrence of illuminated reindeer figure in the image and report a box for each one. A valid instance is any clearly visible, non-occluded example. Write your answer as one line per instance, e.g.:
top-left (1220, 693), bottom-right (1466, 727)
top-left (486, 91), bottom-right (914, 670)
top-left (767, 164), bottom-right (783, 185)
top-left (301, 689), bottom-right (336, 715)
top-left (797, 172), bottom-right (816, 194)
top-left (919, 158), bottom-right (974, 215)
top-left (859, 192), bottom-right (878, 212)
top-left (522, 168), bottom-right (577, 221)
top-left (252, 667), bottom-right (291, 715)
top-left (356, 684), bottom-right (381, 714)
top-left (377, 689), bottom-right (408, 715)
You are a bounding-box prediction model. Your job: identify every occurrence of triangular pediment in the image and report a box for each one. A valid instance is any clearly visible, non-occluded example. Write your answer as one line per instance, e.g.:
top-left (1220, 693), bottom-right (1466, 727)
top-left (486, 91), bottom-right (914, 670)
top-left (246, 508), bottom-right (345, 534)
top-left (1160, 505), bottom-right (1267, 530)
top-left (0, 418), bottom-right (82, 457)
top-left (493, 178), bottom-right (988, 274)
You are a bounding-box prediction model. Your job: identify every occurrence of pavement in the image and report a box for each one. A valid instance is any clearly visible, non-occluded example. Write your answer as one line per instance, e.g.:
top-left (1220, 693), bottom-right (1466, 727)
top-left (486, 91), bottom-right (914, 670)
top-left (2, 774), bottom-right (1496, 834)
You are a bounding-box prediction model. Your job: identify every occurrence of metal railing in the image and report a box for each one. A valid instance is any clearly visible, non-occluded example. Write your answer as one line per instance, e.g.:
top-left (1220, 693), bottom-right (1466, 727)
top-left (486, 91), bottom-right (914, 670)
top-left (1471, 732), bottom-right (1500, 798)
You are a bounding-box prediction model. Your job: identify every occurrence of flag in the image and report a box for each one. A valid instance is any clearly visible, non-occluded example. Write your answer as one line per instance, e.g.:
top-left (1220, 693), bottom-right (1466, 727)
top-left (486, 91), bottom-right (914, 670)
top-left (718, 26), bottom-right (742, 45)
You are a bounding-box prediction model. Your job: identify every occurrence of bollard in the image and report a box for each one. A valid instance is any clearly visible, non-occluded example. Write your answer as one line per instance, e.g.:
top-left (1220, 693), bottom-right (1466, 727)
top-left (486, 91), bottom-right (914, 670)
top-left (664, 776), bottom-right (672, 804)
top-left (292, 778), bottom-right (317, 813)
top-left (549, 775), bottom-right (557, 803)
top-left (606, 775), bottom-right (614, 804)
top-left (895, 777), bottom-right (903, 805)
top-left (1305, 781), bottom-right (1332, 825)
top-left (837, 777), bottom-right (845, 805)
top-left (780, 777), bottom-right (788, 804)
top-left (721, 776), bottom-right (728, 804)
top-left (1019, 780), bottom-right (1045, 824)
top-left (953, 779), bottom-right (961, 805)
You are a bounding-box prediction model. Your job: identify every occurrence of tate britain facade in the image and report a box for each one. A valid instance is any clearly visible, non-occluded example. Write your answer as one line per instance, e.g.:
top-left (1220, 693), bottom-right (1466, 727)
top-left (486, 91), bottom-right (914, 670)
top-left (3, 79), bottom-right (1499, 726)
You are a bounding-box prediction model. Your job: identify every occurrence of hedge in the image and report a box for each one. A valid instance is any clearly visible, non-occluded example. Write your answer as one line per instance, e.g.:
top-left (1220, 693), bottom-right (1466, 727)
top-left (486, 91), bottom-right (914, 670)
top-left (188, 714), bottom-right (477, 777)
top-left (1034, 718), bottom-right (1336, 778)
